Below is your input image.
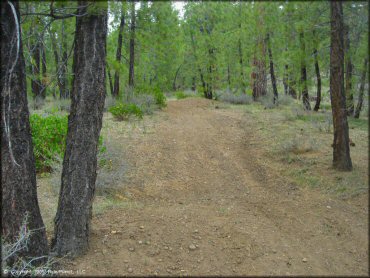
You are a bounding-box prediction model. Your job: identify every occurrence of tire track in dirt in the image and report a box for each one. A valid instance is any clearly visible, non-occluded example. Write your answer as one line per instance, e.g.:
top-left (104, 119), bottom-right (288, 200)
top-left (67, 98), bottom-right (368, 276)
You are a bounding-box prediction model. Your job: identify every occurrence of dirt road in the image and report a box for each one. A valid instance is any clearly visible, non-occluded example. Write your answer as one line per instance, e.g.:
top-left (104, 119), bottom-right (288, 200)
top-left (67, 98), bottom-right (368, 276)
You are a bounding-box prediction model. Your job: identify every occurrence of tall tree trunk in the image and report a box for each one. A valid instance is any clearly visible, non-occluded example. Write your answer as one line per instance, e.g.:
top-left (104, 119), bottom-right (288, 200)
top-left (266, 33), bottom-right (278, 104)
top-left (49, 28), bottom-right (65, 99)
top-left (107, 64), bottom-right (114, 97)
top-left (191, 76), bottom-right (196, 91)
top-left (299, 31), bottom-right (311, 110)
top-left (40, 40), bottom-right (47, 99)
top-left (252, 38), bottom-right (267, 100)
top-left (113, 8), bottom-right (125, 98)
top-left (227, 64), bottom-right (231, 89)
top-left (52, 1), bottom-right (108, 256)
top-left (330, 1), bottom-right (352, 171)
top-left (283, 63), bottom-right (289, 95)
top-left (31, 40), bottom-right (42, 100)
top-left (128, 2), bottom-right (135, 88)
top-left (60, 18), bottom-right (69, 99)
top-left (354, 58), bottom-right (368, 119)
top-left (190, 32), bottom-right (207, 98)
top-left (344, 24), bottom-right (354, 116)
top-left (172, 63), bottom-right (182, 91)
top-left (313, 47), bottom-right (322, 111)
top-left (1, 0), bottom-right (48, 263)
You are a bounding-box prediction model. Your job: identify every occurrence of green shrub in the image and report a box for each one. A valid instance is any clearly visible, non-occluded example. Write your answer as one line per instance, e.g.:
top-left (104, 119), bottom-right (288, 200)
top-left (30, 114), bottom-right (68, 172)
top-left (30, 114), bottom-right (105, 173)
top-left (153, 88), bottom-right (167, 107)
top-left (175, 91), bottom-right (189, 100)
top-left (108, 103), bottom-right (143, 121)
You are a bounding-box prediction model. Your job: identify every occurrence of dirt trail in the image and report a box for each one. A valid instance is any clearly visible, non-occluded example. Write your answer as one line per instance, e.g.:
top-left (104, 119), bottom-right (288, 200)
top-left (67, 98), bottom-right (368, 276)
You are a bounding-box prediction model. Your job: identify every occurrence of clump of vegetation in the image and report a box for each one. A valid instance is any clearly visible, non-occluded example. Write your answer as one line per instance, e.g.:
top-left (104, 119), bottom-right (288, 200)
top-left (280, 135), bottom-right (318, 155)
top-left (153, 88), bottom-right (167, 108)
top-left (108, 103), bottom-right (143, 121)
top-left (30, 114), bottom-right (105, 173)
top-left (130, 94), bottom-right (156, 115)
top-left (175, 91), bottom-right (190, 100)
top-left (219, 92), bottom-right (253, 105)
top-left (30, 114), bottom-right (68, 172)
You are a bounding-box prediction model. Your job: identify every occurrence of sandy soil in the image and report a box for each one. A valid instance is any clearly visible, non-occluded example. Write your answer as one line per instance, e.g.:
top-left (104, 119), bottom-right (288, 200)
top-left (64, 98), bottom-right (368, 276)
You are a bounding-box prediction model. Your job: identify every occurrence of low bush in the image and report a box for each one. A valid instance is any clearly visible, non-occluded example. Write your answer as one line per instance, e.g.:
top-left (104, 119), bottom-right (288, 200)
top-left (175, 91), bottom-right (190, 100)
top-left (30, 114), bottom-right (68, 172)
top-left (130, 94), bottom-right (156, 115)
top-left (30, 114), bottom-right (105, 173)
top-left (220, 92), bottom-right (253, 105)
top-left (108, 103), bottom-right (143, 121)
top-left (153, 88), bottom-right (167, 108)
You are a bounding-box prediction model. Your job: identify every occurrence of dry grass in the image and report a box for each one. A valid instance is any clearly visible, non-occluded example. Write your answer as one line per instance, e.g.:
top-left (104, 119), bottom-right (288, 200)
top-left (238, 99), bottom-right (368, 199)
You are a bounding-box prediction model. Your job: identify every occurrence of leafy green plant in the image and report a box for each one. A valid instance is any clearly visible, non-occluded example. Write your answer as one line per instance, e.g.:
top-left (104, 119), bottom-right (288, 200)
top-left (30, 114), bottom-right (68, 172)
top-left (175, 91), bottom-right (190, 100)
top-left (108, 103), bottom-right (143, 121)
top-left (30, 114), bottom-right (105, 173)
top-left (153, 88), bottom-right (167, 108)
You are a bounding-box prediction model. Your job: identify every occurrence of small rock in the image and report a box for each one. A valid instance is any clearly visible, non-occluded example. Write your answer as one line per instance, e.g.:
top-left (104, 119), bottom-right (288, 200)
top-left (138, 240), bottom-right (143, 244)
top-left (111, 230), bottom-right (117, 234)
top-left (158, 259), bottom-right (163, 262)
top-left (164, 246), bottom-right (169, 250)
top-left (127, 267), bottom-right (133, 273)
top-left (194, 229), bottom-right (199, 233)
top-left (272, 249), bottom-right (277, 254)
top-left (197, 259), bottom-right (201, 263)
top-left (140, 225), bottom-right (145, 229)
top-left (326, 206), bottom-right (331, 209)
top-left (129, 247), bottom-right (135, 252)
top-left (124, 260), bottom-right (129, 264)
top-left (302, 258), bottom-right (308, 263)
top-left (188, 244), bottom-right (197, 250)
top-left (169, 247), bottom-right (172, 251)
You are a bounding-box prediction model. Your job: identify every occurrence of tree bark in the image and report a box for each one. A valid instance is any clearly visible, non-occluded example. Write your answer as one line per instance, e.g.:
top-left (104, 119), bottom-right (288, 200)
top-left (252, 38), bottom-right (267, 100)
top-left (313, 47), bottom-right (321, 111)
top-left (266, 33), bottom-right (278, 104)
top-left (113, 8), bottom-right (125, 98)
top-left (40, 40), bottom-right (47, 99)
top-left (172, 63), bottom-right (182, 91)
top-left (51, 1), bottom-right (108, 257)
top-left (344, 24), bottom-right (354, 116)
top-left (354, 58), bottom-right (368, 119)
top-left (60, 18), bottom-right (69, 99)
top-left (107, 64), bottom-right (114, 97)
top-left (128, 2), bottom-right (135, 88)
top-left (330, 1), bottom-right (352, 171)
top-left (283, 64), bottom-right (289, 95)
top-left (49, 28), bottom-right (66, 99)
top-left (30, 39), bottom-right (42, 100)
top-left (299, 31), bottom-right (311, 110)
top-left (1, 0), bottom-right (48, 263)
top-left (190, 31), bottom-right (207, 98)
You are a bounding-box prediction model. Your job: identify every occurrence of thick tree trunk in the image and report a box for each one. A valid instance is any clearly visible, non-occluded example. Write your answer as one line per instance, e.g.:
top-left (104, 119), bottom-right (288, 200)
top-left (1, 0), bottom-right (48, 263)
top-left (330, 1), bottom-right (352, 171)
top-left (344, 25), bottom-right (354, 116)
top-left (354, 58), bottom-right (368, 119)
top-left (128, 2), bottom-right (135, 88)
top-left (266, 33), bottom-right (278, 104)
top-left (299, 31), bottom-right (311, 110)
top-left (113, 9), bottom-right (125, 98)
top-left (313, 47), bottom-right (321, 111)
top-left (51, 2), bottom-right (108, 257)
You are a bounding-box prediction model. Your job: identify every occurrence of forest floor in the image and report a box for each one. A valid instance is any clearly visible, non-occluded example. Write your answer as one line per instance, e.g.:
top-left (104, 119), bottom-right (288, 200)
top-left (39, 97), bottom-right (368, 276)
